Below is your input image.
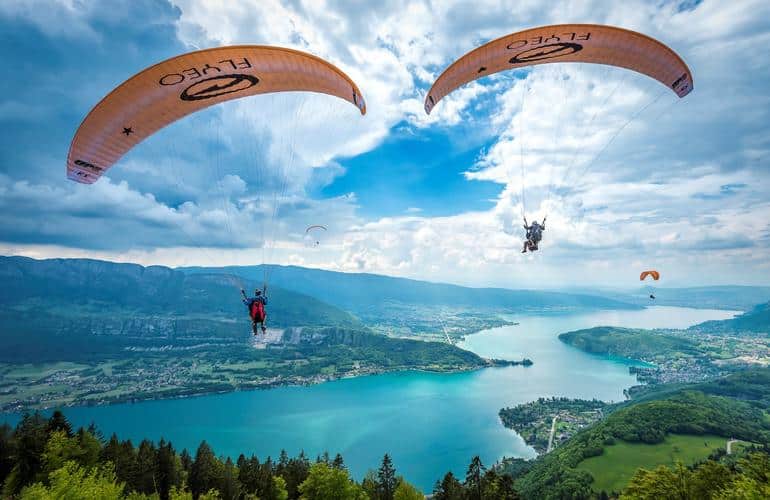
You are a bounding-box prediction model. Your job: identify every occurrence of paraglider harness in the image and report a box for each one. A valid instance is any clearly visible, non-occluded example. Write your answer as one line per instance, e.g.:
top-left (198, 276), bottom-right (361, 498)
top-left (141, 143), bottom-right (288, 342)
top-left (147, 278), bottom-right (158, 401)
top-left (250, 299), bottom-right (266, 323)
top-left (523, 216), bottom-right (546, 252)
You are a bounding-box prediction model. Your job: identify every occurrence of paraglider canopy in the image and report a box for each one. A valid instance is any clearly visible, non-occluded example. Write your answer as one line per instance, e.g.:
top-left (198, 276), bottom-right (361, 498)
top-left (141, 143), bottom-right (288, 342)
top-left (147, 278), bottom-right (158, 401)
top-left (640, 270), bottom-right (660, 281)
top-left (424, 24), bottom-right (693, 114)
top-left (67, 45), bottom-right (366, 183)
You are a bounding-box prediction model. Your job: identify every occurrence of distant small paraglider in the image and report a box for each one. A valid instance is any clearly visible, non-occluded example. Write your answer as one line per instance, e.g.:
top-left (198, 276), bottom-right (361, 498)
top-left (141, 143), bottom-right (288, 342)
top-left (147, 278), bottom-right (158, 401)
top-left (641, 270), bottom-right (660, 300)
top-left (306, 225), bottom-right (327, 246)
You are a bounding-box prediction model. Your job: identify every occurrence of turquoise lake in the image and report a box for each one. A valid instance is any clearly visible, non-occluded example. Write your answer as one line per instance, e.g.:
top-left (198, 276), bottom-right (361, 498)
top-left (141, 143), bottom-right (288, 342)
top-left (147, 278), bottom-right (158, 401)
top-left (1, 306), bottom-right (738, 491)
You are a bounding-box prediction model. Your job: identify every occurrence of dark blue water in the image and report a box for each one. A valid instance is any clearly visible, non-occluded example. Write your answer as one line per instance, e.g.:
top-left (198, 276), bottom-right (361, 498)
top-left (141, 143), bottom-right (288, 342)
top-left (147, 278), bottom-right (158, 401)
top-left (1, 306), bottom-right (736, 491)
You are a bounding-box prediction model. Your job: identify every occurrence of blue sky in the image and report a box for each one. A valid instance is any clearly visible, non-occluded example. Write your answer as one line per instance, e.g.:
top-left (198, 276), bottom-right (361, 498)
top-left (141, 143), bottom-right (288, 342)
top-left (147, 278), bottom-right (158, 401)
top-left (324, 124), bottom-right (500, 217)
top-left (0, 0), bottom-right (769, 288)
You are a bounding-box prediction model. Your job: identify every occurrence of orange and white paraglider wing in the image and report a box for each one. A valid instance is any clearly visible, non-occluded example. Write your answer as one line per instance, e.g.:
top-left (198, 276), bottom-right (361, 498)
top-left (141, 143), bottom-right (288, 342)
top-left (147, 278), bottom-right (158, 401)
top-left (425, 24), bottom-right (693, 114)
top-left (67, 46), bottom-right (366, 183)
top-left (640, 270), bottom-right (660, 281)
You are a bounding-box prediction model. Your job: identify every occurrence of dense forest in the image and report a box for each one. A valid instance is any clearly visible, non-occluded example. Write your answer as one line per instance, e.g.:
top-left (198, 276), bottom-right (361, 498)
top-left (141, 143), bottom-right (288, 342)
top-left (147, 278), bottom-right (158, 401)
top-left (2, 406), bottom-right (769, 499)
top-left (0, 411), bottom-right (518, 499)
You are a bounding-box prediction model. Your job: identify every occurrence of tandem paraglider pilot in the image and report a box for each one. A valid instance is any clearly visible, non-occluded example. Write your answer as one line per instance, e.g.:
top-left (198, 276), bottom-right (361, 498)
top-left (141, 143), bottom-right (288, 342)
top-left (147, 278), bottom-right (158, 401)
top-left (241, 287), bottom-right (268, 335)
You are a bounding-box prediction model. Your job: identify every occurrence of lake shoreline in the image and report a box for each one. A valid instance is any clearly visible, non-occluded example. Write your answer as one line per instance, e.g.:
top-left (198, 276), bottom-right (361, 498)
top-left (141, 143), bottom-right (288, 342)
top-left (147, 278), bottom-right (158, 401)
top-left (0, 355), bottom-right (533, 414)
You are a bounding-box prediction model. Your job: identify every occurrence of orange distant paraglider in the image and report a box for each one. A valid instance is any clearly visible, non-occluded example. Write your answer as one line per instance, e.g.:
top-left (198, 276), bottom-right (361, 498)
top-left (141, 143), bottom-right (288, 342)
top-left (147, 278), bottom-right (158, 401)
top-left (424, 24), bottom-right (693, 114)
top-left (67, 46), bottom-right (366, 183)
top-left (640, 270), bottom-right (660, 300)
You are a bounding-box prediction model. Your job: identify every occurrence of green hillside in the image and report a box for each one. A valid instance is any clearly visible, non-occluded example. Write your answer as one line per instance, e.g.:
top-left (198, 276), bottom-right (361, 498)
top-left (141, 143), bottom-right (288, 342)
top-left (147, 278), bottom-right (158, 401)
top-left (512, 369), bottom-right (770, 498)
top-left (559, 326), bottom-right (699, 359)
top-left (0, 256), bottom-right (360, 363)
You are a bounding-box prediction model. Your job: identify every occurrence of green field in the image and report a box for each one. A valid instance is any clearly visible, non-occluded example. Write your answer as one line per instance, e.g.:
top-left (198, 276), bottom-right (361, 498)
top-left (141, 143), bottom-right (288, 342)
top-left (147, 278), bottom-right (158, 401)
top-left (576, 434), bottom-right (726, 493)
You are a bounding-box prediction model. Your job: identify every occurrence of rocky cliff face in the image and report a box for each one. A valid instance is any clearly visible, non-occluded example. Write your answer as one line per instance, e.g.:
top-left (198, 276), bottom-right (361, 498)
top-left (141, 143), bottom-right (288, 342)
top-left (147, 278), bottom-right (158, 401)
top-left (282, 327), bottom-right (370, 346)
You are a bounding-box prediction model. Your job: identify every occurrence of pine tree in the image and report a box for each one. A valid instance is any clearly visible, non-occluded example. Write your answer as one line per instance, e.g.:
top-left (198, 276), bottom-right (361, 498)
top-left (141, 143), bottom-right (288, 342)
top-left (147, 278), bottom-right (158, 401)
top-left (189, 441), bottom-right (223, 498)
top-left (0, 423), bottom-right (14, 486)
top-left (86, 422), bottom-right (104, 442)
top-left (238, 455), bottom-right (260, 496)
top-left (377, 454), bottom-right (397, 500)
top-left (46, 410), bottom-right (73, 437)
top-left (464, 455), bottom-right (485, 500)
top-left (101, 434), bottom-right (121, 465)
top-left (101, 435), bottom-right (137, 492)
top-left (156, 438), bottom-right (181, 500)
top-left (433, 472), bottom-right (464, 500)
top-left (332, 453), bottom-right (345, 470)
top-left (282, 452), bottom-right (310, 499)
top-left (496, 472), bottom-right (519, 499)
top-left (256, 456), bottom-right (275, 498)
top-left (120, 439), bottom-right (139, 491)
top-left (277, 449), bottom-right (289, 476)
top-left (75, 427), bottom-right (102, 468)
top-left (135, 439), bottom-right (158, 495)
top-left (220, 456), bottom-right (241, 500)
top-left (7, 412), bottom-right (49, 492)
top-left (179, 448), bottom-right (193, 478)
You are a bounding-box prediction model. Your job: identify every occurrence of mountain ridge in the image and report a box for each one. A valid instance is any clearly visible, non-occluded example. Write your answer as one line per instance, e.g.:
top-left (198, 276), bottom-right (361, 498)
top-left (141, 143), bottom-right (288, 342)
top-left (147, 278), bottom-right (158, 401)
top-left (181, 263), bottom-right (640, 313)
top-left (0, 256), bottom-right (361, 363)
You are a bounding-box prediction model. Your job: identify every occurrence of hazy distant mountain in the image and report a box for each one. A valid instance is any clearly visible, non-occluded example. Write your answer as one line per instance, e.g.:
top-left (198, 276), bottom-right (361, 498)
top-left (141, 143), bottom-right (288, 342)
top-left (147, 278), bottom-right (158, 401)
top-left (182, 264), bottom-right (639, 314)
top-left (0, 256), bottom-right (351, 321)
top-left (587, 286), bottom-right (770, 311)
top-left (693, 301), bottom-right (770, 334)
